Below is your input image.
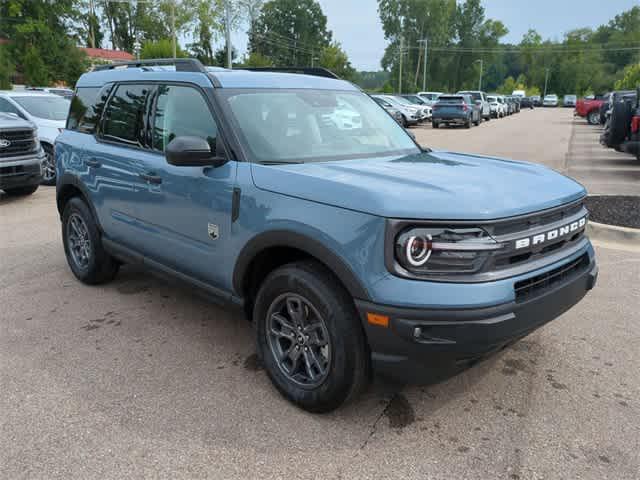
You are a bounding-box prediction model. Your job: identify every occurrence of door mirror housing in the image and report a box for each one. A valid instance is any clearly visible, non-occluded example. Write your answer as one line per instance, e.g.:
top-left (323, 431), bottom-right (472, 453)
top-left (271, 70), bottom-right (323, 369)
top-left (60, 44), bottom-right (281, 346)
top-left (165, 136), bottom-right (227, 168)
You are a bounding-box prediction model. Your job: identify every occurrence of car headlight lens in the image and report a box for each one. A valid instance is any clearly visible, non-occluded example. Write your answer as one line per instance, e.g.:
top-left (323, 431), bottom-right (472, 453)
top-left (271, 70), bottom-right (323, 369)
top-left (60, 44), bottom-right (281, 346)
top-left (395, 227), bottom-right (504, 276)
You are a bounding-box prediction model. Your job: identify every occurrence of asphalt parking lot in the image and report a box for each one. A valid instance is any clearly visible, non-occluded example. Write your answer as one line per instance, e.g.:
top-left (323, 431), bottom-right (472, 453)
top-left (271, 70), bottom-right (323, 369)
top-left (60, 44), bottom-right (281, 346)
top-left (2, 109), bottom-right (639, 479)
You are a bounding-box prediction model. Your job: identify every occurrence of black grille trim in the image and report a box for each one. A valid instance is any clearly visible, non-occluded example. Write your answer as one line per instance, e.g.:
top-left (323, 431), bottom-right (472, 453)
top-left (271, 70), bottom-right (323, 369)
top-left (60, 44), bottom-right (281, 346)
top-left (0, 129), bottom-right (37, 158)
top-left (514, 254), bottom-right (589, 303)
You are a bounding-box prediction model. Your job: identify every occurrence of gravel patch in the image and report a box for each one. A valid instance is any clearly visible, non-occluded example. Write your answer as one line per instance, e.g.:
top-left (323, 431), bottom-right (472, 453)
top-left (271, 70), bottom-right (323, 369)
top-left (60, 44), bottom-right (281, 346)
top-left (585, 195), bottom-right (640, 229)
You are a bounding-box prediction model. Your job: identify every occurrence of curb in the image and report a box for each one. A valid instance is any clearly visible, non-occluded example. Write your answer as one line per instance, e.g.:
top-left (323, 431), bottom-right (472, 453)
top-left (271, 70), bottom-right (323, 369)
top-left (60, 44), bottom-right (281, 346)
top-left (587, 221), bottom-right (640, 252)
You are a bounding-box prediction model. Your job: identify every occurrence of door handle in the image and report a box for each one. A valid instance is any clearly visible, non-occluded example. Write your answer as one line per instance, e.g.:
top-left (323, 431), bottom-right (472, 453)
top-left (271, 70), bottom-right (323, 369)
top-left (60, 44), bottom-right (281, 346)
top-left (139, 173), bottom-right (162, 185)
top-left (85, 159), bottom-right (101, 168)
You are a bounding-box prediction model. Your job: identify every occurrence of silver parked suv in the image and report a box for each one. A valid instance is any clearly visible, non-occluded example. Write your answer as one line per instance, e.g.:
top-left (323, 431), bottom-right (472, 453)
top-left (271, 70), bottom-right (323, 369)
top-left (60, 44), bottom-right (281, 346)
top-left (0, 113), bottom-right (44, 196)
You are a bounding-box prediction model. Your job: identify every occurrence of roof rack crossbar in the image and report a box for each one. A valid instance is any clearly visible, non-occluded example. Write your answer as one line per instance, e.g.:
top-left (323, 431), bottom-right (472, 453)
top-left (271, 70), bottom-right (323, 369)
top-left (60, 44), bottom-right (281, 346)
top-left (242, 67), bottom-right (340, 79)
top-left (93, 58), bottom-right (207, 73)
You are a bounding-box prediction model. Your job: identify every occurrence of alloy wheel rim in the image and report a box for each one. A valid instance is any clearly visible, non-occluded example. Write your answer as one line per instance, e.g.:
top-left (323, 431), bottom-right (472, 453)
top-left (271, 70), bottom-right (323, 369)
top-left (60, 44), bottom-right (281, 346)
top-left (42, 150), bottom-right (56, 181)
top-left (67, 213), bottom-right (91, 269)
top-left (266, 293), bottom-right (332, 388)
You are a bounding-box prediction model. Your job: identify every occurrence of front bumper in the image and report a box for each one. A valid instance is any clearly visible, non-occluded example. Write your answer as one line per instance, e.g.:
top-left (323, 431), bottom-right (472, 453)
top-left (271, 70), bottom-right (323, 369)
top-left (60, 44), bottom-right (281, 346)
top-left (356, 254), bottom-right (597, 383)
top-left (0, 156), bottom-right (43, 190)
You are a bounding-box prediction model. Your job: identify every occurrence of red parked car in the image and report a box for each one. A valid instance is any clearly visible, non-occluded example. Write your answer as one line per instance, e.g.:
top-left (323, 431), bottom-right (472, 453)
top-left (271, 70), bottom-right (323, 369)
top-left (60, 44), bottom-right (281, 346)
top-left (575, 95), bottom-right (606, 125)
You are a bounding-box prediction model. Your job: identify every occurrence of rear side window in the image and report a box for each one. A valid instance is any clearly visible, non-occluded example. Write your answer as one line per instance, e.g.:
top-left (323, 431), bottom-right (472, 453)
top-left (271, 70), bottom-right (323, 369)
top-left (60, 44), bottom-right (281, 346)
top-left (102, 84), bottom-right (151, 146)
top-left (152, 85), bottom-right (218, 152)
top-left (67, 86), bottom-right (111, 133)
top-left (0, 97), bottom-right (22, 116)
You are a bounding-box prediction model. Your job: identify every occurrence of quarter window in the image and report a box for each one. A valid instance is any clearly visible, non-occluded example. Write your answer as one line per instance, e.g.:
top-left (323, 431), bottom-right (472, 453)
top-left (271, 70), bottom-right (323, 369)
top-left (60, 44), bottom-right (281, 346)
top-left (102, 84), bottom-right (151, 146)
top-left (152, 85), bottom-right (218, 152)
top-left (67, 85), bottom-right (112, 134)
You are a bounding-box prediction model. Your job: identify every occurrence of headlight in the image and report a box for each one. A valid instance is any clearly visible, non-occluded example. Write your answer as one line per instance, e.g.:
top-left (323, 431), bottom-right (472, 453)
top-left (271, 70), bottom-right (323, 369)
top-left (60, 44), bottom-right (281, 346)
top-left (394, 227), bottom-right (504, 276)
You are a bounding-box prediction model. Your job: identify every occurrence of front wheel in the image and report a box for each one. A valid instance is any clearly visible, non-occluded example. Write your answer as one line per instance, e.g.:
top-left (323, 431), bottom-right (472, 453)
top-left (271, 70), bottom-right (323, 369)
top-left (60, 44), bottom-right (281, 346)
top-left (254, 260), bottom-right (369, 413)
top-left (432, 121), bottom-right (439, 129)
top-left (40, 144), bottom-right (56, 186)
top-left (587, 110), bottom-right (600, 126)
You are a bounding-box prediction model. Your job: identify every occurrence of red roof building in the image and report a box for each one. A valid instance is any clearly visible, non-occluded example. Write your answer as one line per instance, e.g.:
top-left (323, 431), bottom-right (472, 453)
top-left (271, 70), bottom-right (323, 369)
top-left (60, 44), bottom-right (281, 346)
top-left (81, 48), bottom-right (134, 62)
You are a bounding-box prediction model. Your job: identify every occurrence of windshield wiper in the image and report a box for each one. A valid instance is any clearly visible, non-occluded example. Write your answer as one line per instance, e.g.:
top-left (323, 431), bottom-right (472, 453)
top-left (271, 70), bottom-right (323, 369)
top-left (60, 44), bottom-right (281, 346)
top-left (259, 160), bottom-right (305, 165)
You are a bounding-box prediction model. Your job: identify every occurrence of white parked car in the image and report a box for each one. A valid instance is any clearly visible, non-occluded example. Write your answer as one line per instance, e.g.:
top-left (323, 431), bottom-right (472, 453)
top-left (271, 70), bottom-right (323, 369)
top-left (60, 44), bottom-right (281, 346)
top-left (0, 91), bottom-right (70, 185)
top-left (543, 94), bottom-right (559, 107)
top-left (417, 91), bottom-right (443, 106)
top-left (487, 95), bottom-right (507, 118)
top-left (371, 95), bottom-right (421, 127)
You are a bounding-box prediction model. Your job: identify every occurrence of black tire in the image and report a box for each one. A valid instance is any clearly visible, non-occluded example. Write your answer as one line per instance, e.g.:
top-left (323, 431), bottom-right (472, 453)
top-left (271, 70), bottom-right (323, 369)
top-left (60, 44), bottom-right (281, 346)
top-left (254, 260), bottom-right (369, 413)
top-left (609, 101), bottom-right (632, 147)
top-left (401, 115), bottom-right (408, 128)
top-left (587, 110), bottom-right (600, 126)
top-left (465, 117), bottom-right (472, 129)
top-left (3, 185), bottom-right (38, 196)
top-left (40, 143), bottom-right (56, 186)
top-left (62, 196), bottom-right (119, 285)
top-left (432, 121), bottom-right (439, 129)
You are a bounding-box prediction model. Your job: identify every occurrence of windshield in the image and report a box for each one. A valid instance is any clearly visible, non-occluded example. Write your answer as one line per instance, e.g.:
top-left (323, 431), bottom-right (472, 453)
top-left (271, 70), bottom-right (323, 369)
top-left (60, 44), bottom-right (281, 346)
top-left (404, 96), bottom-right (424, 104)
top-left (12, 95), bottom-right (70, 121)
top-left (394, 96), bottom-right (415, 106)
top-left (487, 96), bottom-right (497, 102)
top-left (222, 89), bottom-right (419, 164)
top-left (437, 96), bottom-right (464, 104)
top-left (459, 91), bottom-right (481, 101)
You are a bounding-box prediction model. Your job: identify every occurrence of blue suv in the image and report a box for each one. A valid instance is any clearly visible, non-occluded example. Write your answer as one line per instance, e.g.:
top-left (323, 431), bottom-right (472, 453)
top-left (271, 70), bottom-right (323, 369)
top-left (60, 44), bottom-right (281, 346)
top-left (56, 59), bottom-right (597, 412)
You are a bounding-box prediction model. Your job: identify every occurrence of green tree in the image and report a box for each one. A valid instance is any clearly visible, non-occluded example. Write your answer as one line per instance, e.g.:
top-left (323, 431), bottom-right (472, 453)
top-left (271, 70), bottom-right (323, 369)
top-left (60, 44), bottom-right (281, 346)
top-left (23, 46), bottom-right (49, 86)
top-left (141, 39), bottom-right (188, 59)
top-left (0, 46), bottom-right (14, 89)
top-left (241, 52), bottom-right (273, 67)
top-left (248, 0), bottom-right (332, 66)
top-left (319, 42), bottom-right (356, 80)
top-left (615, 63), bottom-right (640, 89)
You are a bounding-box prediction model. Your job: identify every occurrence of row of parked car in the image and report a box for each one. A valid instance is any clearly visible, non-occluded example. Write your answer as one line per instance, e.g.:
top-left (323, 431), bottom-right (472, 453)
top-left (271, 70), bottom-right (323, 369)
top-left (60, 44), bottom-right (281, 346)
top-left (372, 91), bottom-right (533, 129)
top-left (0, 88), bottom-right (71, 195)
top-left (574, 88), bottom-right (639, 161)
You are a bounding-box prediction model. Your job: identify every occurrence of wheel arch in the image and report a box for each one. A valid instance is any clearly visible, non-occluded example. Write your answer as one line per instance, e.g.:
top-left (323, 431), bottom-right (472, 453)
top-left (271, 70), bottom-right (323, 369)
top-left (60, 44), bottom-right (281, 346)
top-left (56, 173), bottom-right (102, 230)
top-left (233, 230), bottom-right (371, 317)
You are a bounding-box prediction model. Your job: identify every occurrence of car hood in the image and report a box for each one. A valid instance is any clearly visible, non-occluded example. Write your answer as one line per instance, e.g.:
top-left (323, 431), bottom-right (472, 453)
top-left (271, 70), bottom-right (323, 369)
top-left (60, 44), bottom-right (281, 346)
top-left (250, 151), bottom-right (586, 220)
top-left (32, 117), bottom-right (65, 129)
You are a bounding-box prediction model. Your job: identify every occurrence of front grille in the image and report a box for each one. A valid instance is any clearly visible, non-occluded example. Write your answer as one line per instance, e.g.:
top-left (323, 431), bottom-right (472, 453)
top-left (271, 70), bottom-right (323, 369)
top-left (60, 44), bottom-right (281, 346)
top-left (514, 254), bottom-right (589, 303)
top-left (0, 129), bottom-right (37, 158)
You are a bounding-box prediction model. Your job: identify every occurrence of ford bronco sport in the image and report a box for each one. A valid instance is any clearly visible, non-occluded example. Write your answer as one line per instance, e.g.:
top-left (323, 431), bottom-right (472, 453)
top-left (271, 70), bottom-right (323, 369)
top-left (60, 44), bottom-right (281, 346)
top-left (0, 112), bottom-right (44, 196)
top-left (56, 59), bottom-right (598, 412)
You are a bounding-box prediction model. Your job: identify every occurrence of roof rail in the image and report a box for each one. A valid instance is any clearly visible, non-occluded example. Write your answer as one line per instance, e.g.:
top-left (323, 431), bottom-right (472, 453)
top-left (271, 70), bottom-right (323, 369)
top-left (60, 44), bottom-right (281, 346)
top-left (242, 67), bottom-right (340, 79)
top-left (93, 58), bottom-right (207, 73)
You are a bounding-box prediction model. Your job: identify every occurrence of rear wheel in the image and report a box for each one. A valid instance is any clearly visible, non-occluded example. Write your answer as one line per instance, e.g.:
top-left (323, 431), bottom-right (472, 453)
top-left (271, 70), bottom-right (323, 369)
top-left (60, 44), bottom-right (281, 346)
top-left (465, 117), bottom-right (472, 129)
top-left (587, 110), bottom-right (600, 126)
top-left (62, 197), bottom-right (119, 285)
top-left (254, 260), bottom-right (369, 413)
top-left (3, 185), bottom-right (38, 196)
top-left (432, 121), bottom-right (439, 129)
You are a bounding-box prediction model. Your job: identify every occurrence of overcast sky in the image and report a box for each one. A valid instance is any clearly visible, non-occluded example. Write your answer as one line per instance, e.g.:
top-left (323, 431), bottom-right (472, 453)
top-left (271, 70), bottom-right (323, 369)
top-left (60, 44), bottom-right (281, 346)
top-left (228, 0), bottom-right (638, 71)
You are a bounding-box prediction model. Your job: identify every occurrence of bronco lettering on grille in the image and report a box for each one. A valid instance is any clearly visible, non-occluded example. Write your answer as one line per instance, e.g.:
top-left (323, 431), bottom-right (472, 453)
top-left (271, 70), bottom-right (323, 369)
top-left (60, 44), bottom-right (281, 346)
top-left (514, 217), bottom-right (586, 250)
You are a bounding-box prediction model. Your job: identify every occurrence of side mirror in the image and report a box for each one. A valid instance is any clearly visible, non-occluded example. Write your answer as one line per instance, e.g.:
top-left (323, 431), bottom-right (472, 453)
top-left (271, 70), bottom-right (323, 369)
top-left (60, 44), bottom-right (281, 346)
top-left (165, 136), bottom-right (227, 168)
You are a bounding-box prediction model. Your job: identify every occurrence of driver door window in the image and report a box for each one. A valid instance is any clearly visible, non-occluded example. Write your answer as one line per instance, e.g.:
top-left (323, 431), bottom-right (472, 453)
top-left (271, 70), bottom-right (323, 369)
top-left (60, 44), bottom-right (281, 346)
top-left (152, 85), bottom-right (219, 153)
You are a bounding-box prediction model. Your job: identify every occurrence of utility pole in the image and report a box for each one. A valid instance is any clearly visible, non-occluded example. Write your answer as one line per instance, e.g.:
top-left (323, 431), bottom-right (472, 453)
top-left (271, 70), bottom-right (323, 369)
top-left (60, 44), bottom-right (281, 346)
top-left (170, 0), bottom-right (176, 58)
top-left (88, 0), bottom-right (96, 49)
top-left (225, 0), bottom-right (232, 69)
top-left (543, 68), bottom-right (550, 98)
top-left (418, 38), bottom-right (428, 91)
top-left (474, 58), bottom-right (483, 90)
top-left (398, 35), bottom-right (404, 94)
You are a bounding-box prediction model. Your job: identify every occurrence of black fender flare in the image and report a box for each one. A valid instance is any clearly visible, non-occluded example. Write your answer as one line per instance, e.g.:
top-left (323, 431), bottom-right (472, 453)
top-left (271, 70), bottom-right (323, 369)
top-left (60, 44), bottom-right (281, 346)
top-left (232, 230), bottom-right (371, 301)
top-left (56, 173), bottom-right (103, 231)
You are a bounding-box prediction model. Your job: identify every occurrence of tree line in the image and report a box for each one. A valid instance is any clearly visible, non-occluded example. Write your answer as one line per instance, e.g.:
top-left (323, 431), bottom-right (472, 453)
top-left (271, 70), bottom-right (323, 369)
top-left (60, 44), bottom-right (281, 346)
top-left (377, 0), bottom-right (640, 95)
top-left (0, 0), bottom-right (638, 94)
